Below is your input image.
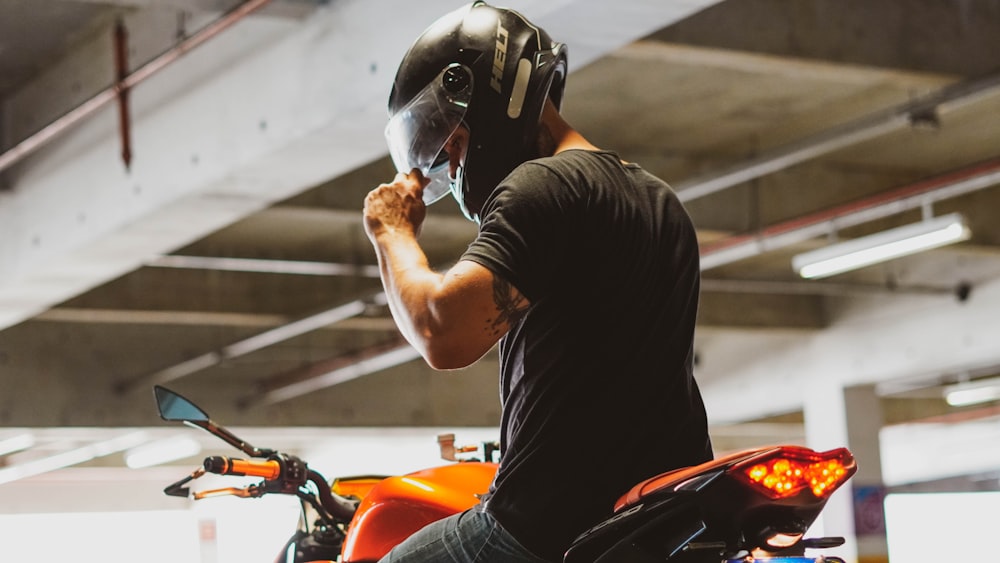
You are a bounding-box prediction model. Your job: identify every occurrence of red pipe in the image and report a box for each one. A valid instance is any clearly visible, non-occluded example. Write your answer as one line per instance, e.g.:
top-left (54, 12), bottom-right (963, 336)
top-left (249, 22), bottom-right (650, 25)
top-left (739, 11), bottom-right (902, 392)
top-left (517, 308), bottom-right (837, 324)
top-left (0, 0), bottom-right (276, 174)
top-left (114, 20), bottom-right (132, 170)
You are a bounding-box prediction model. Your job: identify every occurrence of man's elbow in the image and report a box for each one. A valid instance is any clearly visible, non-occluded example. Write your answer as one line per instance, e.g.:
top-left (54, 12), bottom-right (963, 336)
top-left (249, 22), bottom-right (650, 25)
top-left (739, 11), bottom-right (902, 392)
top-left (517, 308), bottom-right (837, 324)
top-left (423, 348), bottom-right (475, 371)
top-left (421, 338), bottom-right (486, 371)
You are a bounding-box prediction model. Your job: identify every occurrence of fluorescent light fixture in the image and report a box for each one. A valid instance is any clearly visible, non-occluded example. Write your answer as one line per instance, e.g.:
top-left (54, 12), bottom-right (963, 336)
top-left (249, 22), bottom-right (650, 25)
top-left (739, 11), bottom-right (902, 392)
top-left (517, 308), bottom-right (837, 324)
top-left (945, 377), bottom-right (1000, 407)
top-left (792, 213), bottom-right (971, 279)
top-left (0, 431), bottom-right (148, 485)
top-left (125, 436), bottom-right (202, 469)
top-left (0, 433), bottom-right (35, 456)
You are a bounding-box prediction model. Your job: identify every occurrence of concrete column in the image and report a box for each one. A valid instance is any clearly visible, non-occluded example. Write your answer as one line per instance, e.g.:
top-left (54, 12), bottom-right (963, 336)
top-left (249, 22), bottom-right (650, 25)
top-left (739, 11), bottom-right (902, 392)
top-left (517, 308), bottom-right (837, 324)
top-left (803, 382), bottom-right (889, 563)
top-left (842, 385), bottom-right (889, 563)
top-left (803, 378), bottom-right (855, 562)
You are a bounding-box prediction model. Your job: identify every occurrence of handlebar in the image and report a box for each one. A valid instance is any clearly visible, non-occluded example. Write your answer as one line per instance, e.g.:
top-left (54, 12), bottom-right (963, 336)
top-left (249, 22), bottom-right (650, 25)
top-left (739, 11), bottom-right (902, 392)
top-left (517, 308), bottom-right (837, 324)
top-left (166, 453), bottom-right (359, 524)
top-left (204, 456), bottom-right (281, 479)
top-left (310, 469), bottom-right (360, 521)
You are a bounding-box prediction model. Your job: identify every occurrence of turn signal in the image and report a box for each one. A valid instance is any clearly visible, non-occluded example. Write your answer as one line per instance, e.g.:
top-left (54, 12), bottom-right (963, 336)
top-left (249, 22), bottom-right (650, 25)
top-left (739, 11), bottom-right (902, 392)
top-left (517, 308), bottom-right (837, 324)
top-left (733, 446), bottom-right (856, 500)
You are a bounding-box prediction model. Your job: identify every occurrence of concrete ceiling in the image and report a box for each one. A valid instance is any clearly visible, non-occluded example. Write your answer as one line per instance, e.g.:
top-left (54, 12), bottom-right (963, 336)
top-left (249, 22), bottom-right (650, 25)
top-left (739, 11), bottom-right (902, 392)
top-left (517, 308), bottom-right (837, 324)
top-left (2, 0), bottom-right (1000, 483)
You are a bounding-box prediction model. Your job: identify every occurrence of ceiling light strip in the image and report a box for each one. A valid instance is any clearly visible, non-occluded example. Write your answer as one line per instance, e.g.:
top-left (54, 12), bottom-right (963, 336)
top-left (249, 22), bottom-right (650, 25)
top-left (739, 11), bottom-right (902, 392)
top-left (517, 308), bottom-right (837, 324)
top-left (0, 434), bottom-right (36, 457)
top-left (943, 374), bottom-right (1000, 407)
top-left (0, 431), bottom-right (149, 485)
top-left (946, 385), bottom-right (1000, 407)
top-left (125, 436), bottom-right (202, 469)
top-left (793, 214), bottom-right (970, 279)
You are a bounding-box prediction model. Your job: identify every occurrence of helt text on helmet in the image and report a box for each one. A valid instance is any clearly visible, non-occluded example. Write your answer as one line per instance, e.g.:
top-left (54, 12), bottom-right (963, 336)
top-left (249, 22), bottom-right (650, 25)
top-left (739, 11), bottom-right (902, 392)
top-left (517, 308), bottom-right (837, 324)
top-left (489, 21), bottom-right (509, 94)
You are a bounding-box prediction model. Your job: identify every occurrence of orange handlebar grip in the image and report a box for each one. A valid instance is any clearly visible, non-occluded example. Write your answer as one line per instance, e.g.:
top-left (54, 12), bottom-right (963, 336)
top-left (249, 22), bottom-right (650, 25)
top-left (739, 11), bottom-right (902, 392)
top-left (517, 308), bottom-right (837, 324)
top-left (204, 456), bottom-right (281, 480)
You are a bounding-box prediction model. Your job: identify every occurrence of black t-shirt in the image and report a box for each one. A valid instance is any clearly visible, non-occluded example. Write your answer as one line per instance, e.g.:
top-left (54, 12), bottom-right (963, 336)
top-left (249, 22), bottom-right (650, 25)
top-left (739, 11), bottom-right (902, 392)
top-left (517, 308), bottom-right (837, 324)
top-left (461, 149), bottom-right (712, 561)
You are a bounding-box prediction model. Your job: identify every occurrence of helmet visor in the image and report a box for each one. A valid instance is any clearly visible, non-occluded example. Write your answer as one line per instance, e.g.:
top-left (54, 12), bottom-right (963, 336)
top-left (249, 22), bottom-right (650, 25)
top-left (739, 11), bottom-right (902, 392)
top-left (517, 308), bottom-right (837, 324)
top-left (385, 64), bottom-right (473, 205)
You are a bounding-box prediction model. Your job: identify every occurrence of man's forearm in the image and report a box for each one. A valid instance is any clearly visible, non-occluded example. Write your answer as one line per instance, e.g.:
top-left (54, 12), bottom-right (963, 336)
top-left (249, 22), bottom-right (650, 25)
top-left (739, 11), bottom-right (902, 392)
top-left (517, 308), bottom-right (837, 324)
top-left (363, 171), bottom-right (502, 369)
top-left (371, 229), bottom-right (443, 356)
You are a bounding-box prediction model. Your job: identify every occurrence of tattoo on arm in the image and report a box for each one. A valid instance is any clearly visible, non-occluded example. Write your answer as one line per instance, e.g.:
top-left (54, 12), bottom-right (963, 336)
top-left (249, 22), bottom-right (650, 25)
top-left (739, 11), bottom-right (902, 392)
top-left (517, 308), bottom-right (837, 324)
top-left (488, 276), bottom-right (529, 336)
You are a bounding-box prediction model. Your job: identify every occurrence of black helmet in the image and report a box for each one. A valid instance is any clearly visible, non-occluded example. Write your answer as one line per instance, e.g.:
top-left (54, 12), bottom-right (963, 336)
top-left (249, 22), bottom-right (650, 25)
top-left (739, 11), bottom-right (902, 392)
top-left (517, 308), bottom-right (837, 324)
top-left (385, 1), bottom-right (567, 222)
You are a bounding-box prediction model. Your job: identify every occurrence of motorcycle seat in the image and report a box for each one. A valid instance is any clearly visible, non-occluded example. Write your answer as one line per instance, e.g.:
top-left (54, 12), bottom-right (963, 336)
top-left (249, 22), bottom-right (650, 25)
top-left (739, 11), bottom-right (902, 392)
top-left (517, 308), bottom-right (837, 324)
top-left (613, 446), bottom-right (776, 513)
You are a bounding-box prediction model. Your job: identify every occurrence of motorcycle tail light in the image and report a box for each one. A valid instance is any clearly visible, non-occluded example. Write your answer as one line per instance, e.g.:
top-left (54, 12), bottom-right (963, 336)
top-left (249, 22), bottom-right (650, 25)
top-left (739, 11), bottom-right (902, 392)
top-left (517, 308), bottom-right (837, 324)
top-left (731, 446), bottom-right (856, 500)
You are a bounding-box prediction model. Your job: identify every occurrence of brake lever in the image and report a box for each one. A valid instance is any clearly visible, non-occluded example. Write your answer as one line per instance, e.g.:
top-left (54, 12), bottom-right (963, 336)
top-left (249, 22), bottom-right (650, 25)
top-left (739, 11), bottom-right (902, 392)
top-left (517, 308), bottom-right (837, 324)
top-left (193, 484), bottom-right (266, 500)
top-left (164, 467), bottom-right (206, 498)
top-left (166, 465), bottom-right (268, 501)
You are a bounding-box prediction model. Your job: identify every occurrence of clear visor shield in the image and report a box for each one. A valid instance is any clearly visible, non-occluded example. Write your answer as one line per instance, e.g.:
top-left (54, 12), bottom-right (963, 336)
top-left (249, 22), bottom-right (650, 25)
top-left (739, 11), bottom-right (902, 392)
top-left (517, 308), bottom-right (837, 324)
top-left (385, 65), bottom-right (472, 205)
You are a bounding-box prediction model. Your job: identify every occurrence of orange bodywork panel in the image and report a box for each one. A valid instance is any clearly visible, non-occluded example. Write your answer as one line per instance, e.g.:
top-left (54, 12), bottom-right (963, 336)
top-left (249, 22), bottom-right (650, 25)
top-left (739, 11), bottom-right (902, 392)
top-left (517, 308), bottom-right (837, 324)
top-left (340, 462), bottom-right (497, 563)
top-left (332, 475), bottom-right (389, 503)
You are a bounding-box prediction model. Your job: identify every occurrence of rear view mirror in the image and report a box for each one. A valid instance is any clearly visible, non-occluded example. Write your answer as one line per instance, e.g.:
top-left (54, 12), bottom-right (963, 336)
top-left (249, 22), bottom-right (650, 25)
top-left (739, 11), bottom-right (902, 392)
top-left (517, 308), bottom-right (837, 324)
top-left (152, 385), bottom-right (275, 459)
top-left (154, 385), bottom-right (210, 422)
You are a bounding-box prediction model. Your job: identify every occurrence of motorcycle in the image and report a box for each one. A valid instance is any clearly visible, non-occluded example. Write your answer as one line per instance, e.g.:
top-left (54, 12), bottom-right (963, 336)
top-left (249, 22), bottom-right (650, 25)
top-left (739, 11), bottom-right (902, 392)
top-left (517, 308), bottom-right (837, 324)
top-left (154, 385), bottom-right (857, 562)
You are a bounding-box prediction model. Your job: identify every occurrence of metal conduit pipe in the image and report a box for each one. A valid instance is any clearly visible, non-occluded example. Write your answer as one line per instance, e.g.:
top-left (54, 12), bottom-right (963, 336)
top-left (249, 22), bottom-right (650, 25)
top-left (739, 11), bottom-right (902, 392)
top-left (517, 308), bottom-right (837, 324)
top-left (699, 157), bottom-right (1000, 270)
top-left (249, 341), bottom-right (422, 407)
top-left (116, 293), bottom-right (385, 393)
top-left (699, 278), bottom-right (959, 298)
top-left (0, 0), bottom-right (277, 174)
top-left (675, 71), bottom-right (1000, 203)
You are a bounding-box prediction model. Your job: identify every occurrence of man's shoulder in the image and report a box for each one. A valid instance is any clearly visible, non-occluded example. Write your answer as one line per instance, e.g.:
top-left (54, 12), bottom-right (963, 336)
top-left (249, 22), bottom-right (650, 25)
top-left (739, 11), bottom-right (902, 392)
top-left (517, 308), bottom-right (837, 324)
top-left (526, 149), bottom-right (617, 170)
top-left (507, 149), bottom-right (621, 189)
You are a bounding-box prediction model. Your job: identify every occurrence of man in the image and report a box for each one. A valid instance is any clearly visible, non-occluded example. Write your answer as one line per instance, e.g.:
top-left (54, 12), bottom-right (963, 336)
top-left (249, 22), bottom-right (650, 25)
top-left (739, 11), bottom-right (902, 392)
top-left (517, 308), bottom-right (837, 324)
top-left (363, 3), bottom-right (713, 562)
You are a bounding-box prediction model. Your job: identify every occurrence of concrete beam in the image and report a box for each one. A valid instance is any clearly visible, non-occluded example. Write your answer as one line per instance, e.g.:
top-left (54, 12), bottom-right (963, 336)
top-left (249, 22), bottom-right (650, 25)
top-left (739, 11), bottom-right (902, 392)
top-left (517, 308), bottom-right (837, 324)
top-left (0, 0), bottom-right (722, 331)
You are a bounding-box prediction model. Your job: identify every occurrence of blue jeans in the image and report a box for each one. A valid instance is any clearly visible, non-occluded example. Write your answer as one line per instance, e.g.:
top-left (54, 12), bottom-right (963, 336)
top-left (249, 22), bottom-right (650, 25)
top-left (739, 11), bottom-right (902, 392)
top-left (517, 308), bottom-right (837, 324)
top-left (378, 503), bottom-right (552, 563)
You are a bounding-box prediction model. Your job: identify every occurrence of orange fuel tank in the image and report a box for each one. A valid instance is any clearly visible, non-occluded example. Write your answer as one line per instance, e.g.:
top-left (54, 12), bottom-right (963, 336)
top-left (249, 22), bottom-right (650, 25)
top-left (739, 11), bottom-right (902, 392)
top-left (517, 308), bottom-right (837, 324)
top-left (340, 462), bottom-right (497, 563)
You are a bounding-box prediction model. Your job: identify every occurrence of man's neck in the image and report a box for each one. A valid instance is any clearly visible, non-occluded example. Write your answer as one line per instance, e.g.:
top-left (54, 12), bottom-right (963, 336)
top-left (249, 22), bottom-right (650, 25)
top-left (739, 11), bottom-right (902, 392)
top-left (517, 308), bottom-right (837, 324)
top-left (540, 100), bottom-right (600, 156)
